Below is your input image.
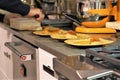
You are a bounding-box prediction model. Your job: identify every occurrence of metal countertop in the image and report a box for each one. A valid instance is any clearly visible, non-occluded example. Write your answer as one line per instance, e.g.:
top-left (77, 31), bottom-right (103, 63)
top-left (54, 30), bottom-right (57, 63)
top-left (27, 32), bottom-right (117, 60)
top-left (0, 23), bottom-right (118, 58)
top-left (0, 23), bottom-right (86, 58)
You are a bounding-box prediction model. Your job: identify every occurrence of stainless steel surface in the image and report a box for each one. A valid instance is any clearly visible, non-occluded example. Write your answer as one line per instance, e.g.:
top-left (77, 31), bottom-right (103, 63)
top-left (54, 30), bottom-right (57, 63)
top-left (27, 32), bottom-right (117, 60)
top-left (41, 0), bottom-right (55, 15)
top-left (1, 2), bottom-right (120, 80)
top-left (5, 41), bottom-right (33, 60)
top-left (0, 23), bottom-right (116, 59)
top-left (76, 0), bottom-right (109, 18)
top-left (86, 49), bottom-right (120, 67)
top-left (5, 35), bottom-right (37, 80)
top-left (86, 46), bottom-right (120, 71)
top-left (53, 58), bottom-right (117, 80)
top-left (40, 0), bottom-right (76, 16)
top-left (53, 45), bottom-right (120, 80)
top-left (63, 13), bottom-right (81, 25)
top-left (1, 23), bottom-right (120, 80)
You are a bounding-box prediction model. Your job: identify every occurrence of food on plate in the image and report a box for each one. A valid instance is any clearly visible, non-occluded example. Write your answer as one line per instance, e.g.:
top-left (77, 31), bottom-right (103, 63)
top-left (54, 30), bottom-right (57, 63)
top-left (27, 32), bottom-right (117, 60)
top-left (33, 30), bottom-right (51, 36)
top-left (51, 30), bottom-right (90, 40)
top-left (81, 16), bottom-right (109, 28)
top-left (65, 30), bottom-right (77, 39)
top-left (33, 26), bottom-right (62, 36)
top-left (64, 37), bottom-right (114, 46)
top-left (75, 27), bottom-right (116, 33)
top-left (43, 26), bottom-right (60, 33)
top-left (67, 30), bottom-right (77, 35)
top-left (51, 30), bottom-right (77, 40)
top-left (89, 37), bottom-right (100, 44)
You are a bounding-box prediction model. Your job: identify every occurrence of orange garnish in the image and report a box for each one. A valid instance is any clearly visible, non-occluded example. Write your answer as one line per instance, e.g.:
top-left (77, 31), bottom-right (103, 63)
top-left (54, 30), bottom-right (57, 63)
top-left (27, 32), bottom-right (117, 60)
top-left (90, 37), bottom-right (100, 44)
top-left (67, 30), bottom-right (77, 35)
top-left (43, 27), bottom-right (60, 33)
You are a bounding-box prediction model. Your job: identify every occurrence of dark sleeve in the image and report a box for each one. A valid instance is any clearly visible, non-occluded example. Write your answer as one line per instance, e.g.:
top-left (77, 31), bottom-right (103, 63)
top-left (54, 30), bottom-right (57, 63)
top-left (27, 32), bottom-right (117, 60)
top-left (0, 0), bottom-right (30, 16)
top-left (0, 14), bottom-right (5, 22)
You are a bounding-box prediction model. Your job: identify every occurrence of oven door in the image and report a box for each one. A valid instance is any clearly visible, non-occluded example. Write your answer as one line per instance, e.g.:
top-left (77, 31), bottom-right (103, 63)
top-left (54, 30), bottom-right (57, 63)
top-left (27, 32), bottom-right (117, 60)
top-left (5, 35), bottom-right (37, 80)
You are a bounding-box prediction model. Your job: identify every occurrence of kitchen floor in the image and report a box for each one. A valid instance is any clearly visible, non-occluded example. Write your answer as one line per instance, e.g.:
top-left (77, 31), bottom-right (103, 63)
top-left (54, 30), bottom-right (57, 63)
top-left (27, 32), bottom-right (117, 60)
top-left (0, 69), bottom-right (8, 80)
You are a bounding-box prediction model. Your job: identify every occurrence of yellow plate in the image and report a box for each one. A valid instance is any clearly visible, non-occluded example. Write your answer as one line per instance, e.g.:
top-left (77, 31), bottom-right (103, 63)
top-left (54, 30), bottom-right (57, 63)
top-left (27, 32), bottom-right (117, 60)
top-left (64, 38), bottom-right (114, 46)
top-left (33, 30), bottom-right (51, 36)
top-left (51, 33), bottom-right (90, 40)
top-left (51, 34), bottom-right (68, 40)
top-left (33, 29), bottom-right (66, 36)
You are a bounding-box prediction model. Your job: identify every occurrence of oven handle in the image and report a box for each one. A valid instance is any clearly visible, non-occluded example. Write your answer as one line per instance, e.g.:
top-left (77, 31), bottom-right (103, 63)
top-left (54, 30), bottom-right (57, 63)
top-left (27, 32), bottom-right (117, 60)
top-left (5, 42), bottom-right (32, 61)
top-left (5, 42), bottom-right (22, 57)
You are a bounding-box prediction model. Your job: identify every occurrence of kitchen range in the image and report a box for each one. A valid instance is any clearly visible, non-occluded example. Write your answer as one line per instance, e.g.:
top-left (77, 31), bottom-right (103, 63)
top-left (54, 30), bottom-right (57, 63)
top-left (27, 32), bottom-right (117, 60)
top-left (0, 24), bottom-right (120, 80)
top-left (0, 0), bottom-right (120, 80)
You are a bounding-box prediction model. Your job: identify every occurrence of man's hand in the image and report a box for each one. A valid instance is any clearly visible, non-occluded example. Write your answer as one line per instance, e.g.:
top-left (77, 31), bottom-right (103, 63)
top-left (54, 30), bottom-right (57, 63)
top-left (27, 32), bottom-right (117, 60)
top-left (28, 8), bottom-right (45, 21)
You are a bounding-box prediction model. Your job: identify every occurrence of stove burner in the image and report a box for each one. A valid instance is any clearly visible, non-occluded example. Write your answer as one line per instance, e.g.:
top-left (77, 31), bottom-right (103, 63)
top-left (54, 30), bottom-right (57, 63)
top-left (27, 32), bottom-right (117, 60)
top-left (86, 46), bottom-right (120, 71)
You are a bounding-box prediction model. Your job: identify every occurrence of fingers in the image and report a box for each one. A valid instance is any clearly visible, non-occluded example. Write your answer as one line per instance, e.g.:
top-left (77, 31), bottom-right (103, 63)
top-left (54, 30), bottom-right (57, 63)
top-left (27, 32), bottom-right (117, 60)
top-left (28, 8), bottom-right (45, 21)
top-left (35, 12), bottom-right (45, 21)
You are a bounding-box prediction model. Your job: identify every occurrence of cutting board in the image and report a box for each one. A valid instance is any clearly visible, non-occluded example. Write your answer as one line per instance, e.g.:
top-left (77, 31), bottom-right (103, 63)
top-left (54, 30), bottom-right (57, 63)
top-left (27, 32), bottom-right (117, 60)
top-left (10, 18), bottom-right (42, 30)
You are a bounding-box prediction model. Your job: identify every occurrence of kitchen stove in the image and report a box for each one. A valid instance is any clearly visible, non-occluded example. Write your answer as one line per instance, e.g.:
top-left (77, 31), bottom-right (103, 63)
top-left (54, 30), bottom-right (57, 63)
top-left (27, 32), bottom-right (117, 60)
top-left (86, 45), bottom-right (120, 72)
top-left (85, 45), bottom-right (120, 80)
top-left (5, 35), bottom-right (37, 80)
top-left (53, 45), bottom-right (120, 80)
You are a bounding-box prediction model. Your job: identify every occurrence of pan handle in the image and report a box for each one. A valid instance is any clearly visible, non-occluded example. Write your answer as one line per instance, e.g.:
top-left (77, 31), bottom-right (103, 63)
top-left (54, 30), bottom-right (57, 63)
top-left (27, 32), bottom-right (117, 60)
top-left (34, 14), bottom-right (40, 18)
top-left (62, 13), bottom-right (81, 26)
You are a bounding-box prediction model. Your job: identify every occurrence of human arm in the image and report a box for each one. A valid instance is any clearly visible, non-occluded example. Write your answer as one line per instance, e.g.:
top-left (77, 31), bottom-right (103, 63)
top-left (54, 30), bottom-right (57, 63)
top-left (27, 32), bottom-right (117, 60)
top-left (0, 0), bottom-right (30, 16)
top-left (0, 0), bottom-right (44, 21)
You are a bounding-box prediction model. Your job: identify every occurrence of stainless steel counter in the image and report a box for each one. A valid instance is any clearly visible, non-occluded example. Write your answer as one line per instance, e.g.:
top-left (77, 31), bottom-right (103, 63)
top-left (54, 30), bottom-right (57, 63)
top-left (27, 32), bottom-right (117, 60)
top-left (1, 23), bottom-right (119, 58)
top-left (0, 23), bottom-right (85, 58)
top-left (1, 23), bottom-right (120, 80)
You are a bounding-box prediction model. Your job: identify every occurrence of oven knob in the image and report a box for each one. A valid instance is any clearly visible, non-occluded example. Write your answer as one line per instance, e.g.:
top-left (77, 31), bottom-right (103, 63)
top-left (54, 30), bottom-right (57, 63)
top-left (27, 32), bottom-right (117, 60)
top-left (20, 64), bottom-right (27, 77)
top-left (21, 56), bottom-right (26, 61)
top-left (20, 68), bottom-right (24, 76)
top-left (21, 55), bottom-right (32, 61)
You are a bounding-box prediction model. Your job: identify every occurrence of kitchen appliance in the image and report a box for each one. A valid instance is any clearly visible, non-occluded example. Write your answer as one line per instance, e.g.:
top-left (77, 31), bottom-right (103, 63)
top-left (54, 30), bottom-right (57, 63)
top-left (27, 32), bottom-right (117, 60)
top-left (38, 0), bottom-right (76, 16)
top-left (33, 0), bottom-right (73, 28)
top-left (62, 0), bottom-right (112, 26)
top-left (76, 0), bottom-right (110, 18)
top-left (5, 35), bottom-right (37, 80)
top-left (36, 48), bottom-right (58, 80)
top-left (54, 58), bottom-right (120, 80)
top-left (0, 26), bottom-right (13, 79)
top-left (86, 46), bottom-right (120, 71)
top-left (53, 45), bottom-right (120, 80)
